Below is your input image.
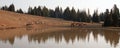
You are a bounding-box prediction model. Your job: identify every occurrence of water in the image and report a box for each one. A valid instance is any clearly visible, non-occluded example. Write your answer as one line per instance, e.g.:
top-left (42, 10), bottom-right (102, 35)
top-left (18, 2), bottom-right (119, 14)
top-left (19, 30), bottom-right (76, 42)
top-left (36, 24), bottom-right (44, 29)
top-left (0, 28), bottom-right (120, 48)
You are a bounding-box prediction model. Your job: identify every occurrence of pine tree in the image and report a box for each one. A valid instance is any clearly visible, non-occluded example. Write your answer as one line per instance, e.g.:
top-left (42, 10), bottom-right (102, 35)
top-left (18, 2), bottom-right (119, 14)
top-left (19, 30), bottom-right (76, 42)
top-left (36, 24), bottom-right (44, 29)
top-left (59, 7), bottom-right (63, 18)
top-left (49, 9), bottom-right (55, 17)
top-left (76, 10), bottom-right (81, 22)
top-left (1, 5), bottom-right (8, 10)
top-left (28, 7), bottom-right (32, 14)
top-left (79, 10), bottom-right (88, 22)
top-left (8, 4), bottom-right (15, 12)
top-left (16, 8), bottom-right (23, 13)
top-left (86, 9), bottom-right (91, 22)
top-left (55, 7), bottom-right (60, 18)
top-left (99, 13), bottom-right (105, 21)
top-left (103, 9), bottom-right (113, 26)
top-left (70, 7), bottom-right (77, 21)
top-left (92, 10), bottom-right (100, 23)
top-left (42, 6), bottom-right (49, 17)
top-left (112, 4), bottom-right (119, 26)
top-left (37, 6), bottom-right (42, 16)
top-left (33, 6), bottom-right (37, 15)
top-left (63, 7), bottom-right (71, 20)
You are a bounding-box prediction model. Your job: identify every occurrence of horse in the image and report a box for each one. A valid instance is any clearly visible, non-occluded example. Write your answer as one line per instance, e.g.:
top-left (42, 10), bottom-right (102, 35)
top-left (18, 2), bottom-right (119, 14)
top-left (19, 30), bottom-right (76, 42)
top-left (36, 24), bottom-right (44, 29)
top-left (71, 22), bottom-right (85, 27)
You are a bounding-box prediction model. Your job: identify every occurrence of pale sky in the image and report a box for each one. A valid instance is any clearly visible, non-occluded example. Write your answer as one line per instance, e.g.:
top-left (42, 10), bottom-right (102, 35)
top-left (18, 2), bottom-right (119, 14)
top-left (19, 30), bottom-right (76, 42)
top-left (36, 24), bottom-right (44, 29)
top-left (0, 0), bottom-right (120, 14)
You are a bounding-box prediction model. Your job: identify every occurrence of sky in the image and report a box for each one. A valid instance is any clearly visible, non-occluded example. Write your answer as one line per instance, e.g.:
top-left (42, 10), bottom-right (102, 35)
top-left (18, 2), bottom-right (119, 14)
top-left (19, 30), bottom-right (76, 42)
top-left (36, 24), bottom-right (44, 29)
top-left (0, 0), bottom-right (120, 14)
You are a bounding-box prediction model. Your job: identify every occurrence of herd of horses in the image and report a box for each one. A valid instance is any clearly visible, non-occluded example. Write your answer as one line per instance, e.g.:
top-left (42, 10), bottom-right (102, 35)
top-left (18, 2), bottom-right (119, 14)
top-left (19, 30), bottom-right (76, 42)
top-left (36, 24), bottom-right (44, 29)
top-left (70, 22), bottom-right (86, 27)
top-left (25, 21), bottom-right (86, 27)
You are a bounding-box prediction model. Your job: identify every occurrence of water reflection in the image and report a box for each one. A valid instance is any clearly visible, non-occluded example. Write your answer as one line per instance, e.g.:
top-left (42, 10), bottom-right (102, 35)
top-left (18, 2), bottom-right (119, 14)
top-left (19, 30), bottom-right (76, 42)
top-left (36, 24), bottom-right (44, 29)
top-left (28, 28), bottom-right (120, 47)
top-left (0, 28), bottom-right (120, 48)
top-left (28, 29), bottom-right (90, 43)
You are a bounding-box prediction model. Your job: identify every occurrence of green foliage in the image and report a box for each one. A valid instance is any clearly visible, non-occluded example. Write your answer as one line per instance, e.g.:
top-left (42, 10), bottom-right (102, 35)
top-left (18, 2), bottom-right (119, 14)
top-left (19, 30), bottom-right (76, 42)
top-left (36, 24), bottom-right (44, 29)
top-left (42, 6), bottom-right (49, 17)
top-left (8, 4), bottom-right (15, 12)
top-left (103, 4), bottom-right (120, 27)
top-left (33, 7), bottom-right (37, 15)
top-left (92, 10), bottom-right (100, 23)
top-left (28, 7), bottom-right (33, 14)
top-left (86, 9), bottom-right (92, 23)
top-left (79, 11), bottom-right (88, 22)
top-left (112, 4), bottom-right (119, 26)
top-left (76, 10), bottom-right (81, 22)
top-left (55, 7), bottom-right (60, 18)
top-left (63, 7), bottom-right (71, 20)
top-left (49, 9), bottom-right (55, 17)
top-left (76, 10), bottom-right (91, 22)
top-left (1, 5), bottom-right (8, 10)
top-left (103, 9), bottom-right (113, 26)
top-left (16, 8), bottom-right (23, 13)
top-left (37, 6), bottom-right (42, 16)
top-left (99, 13), bottom-right (105, 21)
top-left (70, 7), bottom-right (77, 21)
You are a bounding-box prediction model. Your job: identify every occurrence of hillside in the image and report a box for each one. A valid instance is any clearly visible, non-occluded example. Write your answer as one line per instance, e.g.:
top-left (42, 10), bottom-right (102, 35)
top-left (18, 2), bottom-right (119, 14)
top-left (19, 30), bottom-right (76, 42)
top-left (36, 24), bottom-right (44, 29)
top-left (0, 10), bottom-right (103, 40)
top-left (0, 10), bottom-right (72, 29)
top-left (0, 10), bottom-right (103, 29)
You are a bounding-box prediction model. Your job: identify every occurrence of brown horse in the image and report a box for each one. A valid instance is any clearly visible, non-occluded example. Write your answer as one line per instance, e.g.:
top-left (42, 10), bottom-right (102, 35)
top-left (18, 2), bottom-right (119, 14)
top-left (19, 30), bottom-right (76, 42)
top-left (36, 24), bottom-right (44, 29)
top-left (71, 22), bottom-right (85, 27)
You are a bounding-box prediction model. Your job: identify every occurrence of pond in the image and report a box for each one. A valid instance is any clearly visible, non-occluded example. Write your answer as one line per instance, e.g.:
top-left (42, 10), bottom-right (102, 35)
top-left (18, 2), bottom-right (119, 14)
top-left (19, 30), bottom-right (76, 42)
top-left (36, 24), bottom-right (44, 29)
top-left (0, 28), bottom-right (120, 48)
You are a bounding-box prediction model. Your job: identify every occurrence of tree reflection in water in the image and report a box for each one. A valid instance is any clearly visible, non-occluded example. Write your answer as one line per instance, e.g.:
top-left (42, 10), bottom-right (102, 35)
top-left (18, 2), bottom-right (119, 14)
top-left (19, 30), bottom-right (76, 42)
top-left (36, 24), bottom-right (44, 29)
top-left (0, 28), bottom-right (120, 48)
top-left (28, 28), bottom-right (120, 47)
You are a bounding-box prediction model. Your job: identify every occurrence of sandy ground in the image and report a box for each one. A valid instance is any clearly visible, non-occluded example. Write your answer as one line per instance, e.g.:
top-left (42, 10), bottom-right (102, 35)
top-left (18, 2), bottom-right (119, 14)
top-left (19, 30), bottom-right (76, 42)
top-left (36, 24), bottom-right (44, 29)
top-left (0, 10), bottom-right (72, 28)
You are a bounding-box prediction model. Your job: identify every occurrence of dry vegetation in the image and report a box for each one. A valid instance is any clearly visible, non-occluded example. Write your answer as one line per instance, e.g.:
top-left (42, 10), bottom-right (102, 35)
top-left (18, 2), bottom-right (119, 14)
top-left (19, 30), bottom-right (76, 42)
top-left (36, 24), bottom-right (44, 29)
top-left (0, 10), bottom-right (72, 28)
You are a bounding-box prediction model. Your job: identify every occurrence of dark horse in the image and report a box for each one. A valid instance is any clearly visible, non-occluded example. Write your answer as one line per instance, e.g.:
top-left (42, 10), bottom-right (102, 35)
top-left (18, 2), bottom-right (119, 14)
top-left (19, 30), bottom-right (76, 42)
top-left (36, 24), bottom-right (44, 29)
top-left (71, 22), bottom-right (86, 27)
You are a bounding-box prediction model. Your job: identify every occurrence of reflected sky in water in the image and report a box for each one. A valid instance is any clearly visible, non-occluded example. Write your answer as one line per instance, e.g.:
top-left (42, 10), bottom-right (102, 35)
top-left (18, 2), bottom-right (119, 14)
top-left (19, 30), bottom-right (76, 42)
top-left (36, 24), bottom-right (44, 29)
top-left (0, 28), bottom-right (120, 48)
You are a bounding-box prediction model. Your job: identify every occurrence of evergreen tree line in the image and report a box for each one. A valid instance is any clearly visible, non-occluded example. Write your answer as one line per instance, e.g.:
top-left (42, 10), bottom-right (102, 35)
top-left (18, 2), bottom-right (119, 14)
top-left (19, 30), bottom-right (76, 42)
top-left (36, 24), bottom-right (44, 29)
top-left (27, 6), bottom-right (92, 22)
top-left (1, 4), bottom-right (23, 13)
top-left (1, 4), bottom-right (120, 27)
top-left (102, 5), bottom-right (120, 27)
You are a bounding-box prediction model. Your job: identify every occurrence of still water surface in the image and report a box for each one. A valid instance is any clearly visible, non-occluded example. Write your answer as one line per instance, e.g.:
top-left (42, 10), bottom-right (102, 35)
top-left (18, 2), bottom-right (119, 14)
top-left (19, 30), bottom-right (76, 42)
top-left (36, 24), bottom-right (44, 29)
top-left (0, 28), bottom-right (120, 48)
